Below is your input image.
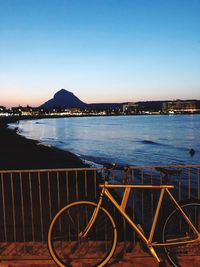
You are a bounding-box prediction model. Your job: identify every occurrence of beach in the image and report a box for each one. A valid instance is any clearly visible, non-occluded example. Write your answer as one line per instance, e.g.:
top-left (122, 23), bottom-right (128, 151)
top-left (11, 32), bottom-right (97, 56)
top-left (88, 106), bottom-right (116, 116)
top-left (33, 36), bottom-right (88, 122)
top-left (0, 117), bottom-right (86, 170)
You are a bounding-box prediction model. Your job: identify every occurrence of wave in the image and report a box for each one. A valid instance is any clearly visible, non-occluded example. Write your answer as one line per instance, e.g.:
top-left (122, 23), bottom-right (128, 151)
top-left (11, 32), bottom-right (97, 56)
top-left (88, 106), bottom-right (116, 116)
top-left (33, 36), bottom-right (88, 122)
top-left (81, 155), bottom-right (117, 166)
top-left (35, 122), bottom-right (45, 124)
top-left (141, 140), bottom-right (162, 145)
top-left (141, 140), bottom-right (164, 146)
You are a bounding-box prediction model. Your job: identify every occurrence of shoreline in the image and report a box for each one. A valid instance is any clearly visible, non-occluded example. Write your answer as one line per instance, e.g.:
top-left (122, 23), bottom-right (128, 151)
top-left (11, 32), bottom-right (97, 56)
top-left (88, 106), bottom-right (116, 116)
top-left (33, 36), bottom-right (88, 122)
top-left (0, 117), bottom-right (86, 170)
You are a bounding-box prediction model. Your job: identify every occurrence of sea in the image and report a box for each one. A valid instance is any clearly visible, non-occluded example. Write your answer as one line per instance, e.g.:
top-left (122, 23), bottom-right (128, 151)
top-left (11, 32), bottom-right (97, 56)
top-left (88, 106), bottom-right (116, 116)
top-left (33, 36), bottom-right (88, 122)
top-left (9, 114), bottom-right (200, 167)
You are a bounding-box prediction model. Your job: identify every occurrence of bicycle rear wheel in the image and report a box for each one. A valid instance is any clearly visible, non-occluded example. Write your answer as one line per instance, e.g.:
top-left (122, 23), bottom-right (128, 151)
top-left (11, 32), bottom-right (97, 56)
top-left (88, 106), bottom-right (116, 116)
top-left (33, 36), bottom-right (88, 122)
top-left (162, 201), bottom-right (200, 267)
top-left (48, 201), bottom-right (117, 267)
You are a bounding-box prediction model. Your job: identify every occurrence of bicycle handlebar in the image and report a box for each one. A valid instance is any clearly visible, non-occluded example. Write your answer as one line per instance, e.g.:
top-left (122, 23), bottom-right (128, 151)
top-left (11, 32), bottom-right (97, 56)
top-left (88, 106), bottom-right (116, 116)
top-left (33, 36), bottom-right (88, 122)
top-left (103, 163), bottom-right (130, 171)
top-left (103, 163), bottom-right (130, 181)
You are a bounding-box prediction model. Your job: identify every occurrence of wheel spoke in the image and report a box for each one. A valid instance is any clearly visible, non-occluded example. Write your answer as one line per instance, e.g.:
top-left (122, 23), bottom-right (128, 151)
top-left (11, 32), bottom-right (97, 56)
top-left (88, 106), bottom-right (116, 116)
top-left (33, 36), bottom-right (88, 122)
top-left (162, 201), bottom-right (200, 267)
top-left (48, 201), bottom-right (117, 267)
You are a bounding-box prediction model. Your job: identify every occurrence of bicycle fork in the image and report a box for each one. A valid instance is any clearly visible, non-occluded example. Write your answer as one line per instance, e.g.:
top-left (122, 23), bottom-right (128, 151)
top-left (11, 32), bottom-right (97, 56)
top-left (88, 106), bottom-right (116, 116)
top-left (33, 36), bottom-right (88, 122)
top-left (79, 187), bottom-right (105, 239)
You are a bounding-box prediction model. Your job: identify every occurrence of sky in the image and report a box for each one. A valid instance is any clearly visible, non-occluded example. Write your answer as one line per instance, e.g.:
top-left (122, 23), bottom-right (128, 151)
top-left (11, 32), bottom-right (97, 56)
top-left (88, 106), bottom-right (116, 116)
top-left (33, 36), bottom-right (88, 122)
top-left (0, 0), bottom-right (200, 108)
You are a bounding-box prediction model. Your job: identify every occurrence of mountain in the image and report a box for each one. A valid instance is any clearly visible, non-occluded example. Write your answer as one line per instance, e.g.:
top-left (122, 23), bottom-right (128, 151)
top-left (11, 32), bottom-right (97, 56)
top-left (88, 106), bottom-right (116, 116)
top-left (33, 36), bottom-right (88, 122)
top-left (41, 89), bottom-right (87, 109)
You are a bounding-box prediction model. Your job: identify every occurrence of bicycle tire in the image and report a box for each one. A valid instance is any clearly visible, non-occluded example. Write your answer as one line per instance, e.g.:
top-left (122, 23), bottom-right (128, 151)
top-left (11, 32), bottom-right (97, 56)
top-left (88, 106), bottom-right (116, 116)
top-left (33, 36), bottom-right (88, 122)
top-left (162, 200), bottom-right (200, 267)
top-left (48, 201), bottom-right (117, 267)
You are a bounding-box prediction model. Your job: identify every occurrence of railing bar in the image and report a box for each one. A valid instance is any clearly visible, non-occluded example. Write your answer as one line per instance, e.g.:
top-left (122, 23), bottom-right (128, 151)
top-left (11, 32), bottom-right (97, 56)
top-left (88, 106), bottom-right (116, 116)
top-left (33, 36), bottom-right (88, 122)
top-left (75, 170), bottom-right (79, 200)
top-left (132, 183), bottom-right (136, 244)
top-left (38, 172), bottom-right (44, 241)
top-left (128, 168), bottom-right (131, 184)
top-left (150, 168), bottom-right (154, 223)
top-left (57, 171), bottom-right (60, 210)
top-left (111, 169), bottom-right (115, 181)
top-left (1, 164), bottom-right (200, 174)
top-left (94, 170), bottom-right (97, 200)
top-left (188, 167), bottom-right (191, 199)
top-left (141, 169), bottom-right (144, 225)
top-left (29, 172), bottom-right (35, 242)
top-left (141, 169), bottom-right (144, 184)
top-left (130, 168), bottom-right (135, 243)
top-left (20, 172), bottom-right (26, 243)
top-left (122, 169), bottom-right (125, 184)
top-left (129, 164), bottom-right (200, 169)
top-left (131, 168), bottom-right (134, 183)
top-left (47, 172), bottom-right (52, 221)
top-left (160, 171), bottom-right (162, 184)
top-left (57, 171), bottom-right (61, 232)
top-left (198, 168), bottom-right (200, 200)
top-left (178, 167), bottom-right (181, 201)
top-left (169, 173), bottom-right (172, 184)
top-left (10, 173), bottom-right (16, 242)
top-left (84, 170), bottom-right (87, 198)
top-left (1, 173), bottom-right (7, 242)
top-left (0, 167), bottom-right (99, 174)
top-left (66, 171), bottom-right (69, 203)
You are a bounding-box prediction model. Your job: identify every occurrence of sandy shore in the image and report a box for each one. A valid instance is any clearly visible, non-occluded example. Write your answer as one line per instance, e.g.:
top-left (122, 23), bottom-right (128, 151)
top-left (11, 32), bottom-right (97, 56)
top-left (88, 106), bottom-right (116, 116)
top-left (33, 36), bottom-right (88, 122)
top-left (0, 117), bottom-right (86, 170)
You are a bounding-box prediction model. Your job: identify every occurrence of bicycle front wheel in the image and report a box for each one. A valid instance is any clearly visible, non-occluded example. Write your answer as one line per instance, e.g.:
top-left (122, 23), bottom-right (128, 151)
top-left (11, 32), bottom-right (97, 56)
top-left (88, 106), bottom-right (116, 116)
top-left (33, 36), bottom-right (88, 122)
top-left (162, 201), bottom-right (200, 267)
top-left (48, 201), bottom-right (117, 267)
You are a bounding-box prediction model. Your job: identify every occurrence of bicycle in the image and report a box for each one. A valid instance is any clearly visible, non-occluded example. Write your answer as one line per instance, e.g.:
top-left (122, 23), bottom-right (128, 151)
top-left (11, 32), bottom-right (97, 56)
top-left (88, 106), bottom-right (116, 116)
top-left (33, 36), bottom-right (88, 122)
top-left (48, 164), bottom-right (200, 267)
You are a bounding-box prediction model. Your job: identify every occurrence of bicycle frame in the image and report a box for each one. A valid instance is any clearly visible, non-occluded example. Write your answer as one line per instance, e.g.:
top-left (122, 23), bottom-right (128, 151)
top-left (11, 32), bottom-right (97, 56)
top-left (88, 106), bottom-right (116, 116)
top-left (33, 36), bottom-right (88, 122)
top-left (82, 182), bottom-right (200, 263)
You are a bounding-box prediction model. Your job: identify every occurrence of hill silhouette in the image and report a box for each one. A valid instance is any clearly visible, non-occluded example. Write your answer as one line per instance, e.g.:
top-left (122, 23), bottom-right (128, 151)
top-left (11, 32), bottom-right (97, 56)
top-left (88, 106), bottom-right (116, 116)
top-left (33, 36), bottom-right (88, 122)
top-left (41, 89), bottom-right (87, 109)
top-left (41, 89), bottom-right (124, 110)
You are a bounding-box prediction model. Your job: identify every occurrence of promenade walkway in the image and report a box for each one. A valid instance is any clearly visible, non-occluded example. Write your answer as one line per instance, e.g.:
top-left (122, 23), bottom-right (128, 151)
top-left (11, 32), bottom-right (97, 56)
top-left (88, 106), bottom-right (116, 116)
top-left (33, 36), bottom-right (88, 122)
top-left (0, 255), bottom-right (199, 267)
top-left (0, 242), bottom-right (199, 267)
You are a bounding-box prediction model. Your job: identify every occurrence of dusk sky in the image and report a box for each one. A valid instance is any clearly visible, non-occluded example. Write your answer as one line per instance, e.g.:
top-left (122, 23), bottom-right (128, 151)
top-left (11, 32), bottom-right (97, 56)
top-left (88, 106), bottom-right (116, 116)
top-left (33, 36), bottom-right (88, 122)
top-left (0, 0), bottom-right (200, 107)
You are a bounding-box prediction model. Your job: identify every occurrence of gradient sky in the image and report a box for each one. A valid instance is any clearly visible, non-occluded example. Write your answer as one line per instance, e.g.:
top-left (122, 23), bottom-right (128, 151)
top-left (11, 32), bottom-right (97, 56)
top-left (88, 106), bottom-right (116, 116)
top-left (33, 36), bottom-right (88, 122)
top-left (0, 0), bottom-right (200, 107)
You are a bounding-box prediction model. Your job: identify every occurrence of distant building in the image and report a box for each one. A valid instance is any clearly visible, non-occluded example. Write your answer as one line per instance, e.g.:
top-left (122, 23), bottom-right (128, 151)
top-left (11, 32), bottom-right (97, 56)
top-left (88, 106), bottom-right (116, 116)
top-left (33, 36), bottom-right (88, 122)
top-left (11, 106), bottom-right (41, 116)
top-left (0, 106), bottom-right (10, 116)
top-left (123, 102), bottom-right (139, 114)
top-left (163, 100), bottom-right (197, 113)
top-left (0, 106), bottom-right (6, 111)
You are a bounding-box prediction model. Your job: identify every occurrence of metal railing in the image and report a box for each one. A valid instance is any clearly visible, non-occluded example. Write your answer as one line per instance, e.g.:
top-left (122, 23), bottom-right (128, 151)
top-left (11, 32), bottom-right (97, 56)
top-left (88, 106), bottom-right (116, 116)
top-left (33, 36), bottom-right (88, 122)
top-left (0, 165), bottom-right (199, 259)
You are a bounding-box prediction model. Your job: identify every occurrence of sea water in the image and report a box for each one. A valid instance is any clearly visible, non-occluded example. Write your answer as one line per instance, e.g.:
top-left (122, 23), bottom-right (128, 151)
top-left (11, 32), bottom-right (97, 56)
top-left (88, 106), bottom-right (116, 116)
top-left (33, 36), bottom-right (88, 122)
top-left (9, 114), bottom-right (200, 167)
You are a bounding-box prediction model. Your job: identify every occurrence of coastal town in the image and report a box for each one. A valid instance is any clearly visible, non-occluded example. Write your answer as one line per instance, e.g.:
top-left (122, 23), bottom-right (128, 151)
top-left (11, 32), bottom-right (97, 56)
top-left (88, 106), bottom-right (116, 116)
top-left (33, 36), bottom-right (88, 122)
top-left (1, 98), bottom-right (200, 118)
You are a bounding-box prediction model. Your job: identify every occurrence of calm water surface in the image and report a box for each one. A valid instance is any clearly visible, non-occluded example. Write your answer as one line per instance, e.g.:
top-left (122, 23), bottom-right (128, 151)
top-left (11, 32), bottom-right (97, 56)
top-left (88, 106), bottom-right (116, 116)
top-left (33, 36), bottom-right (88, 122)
top-left (10, 115), bottom-right (200, 167)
